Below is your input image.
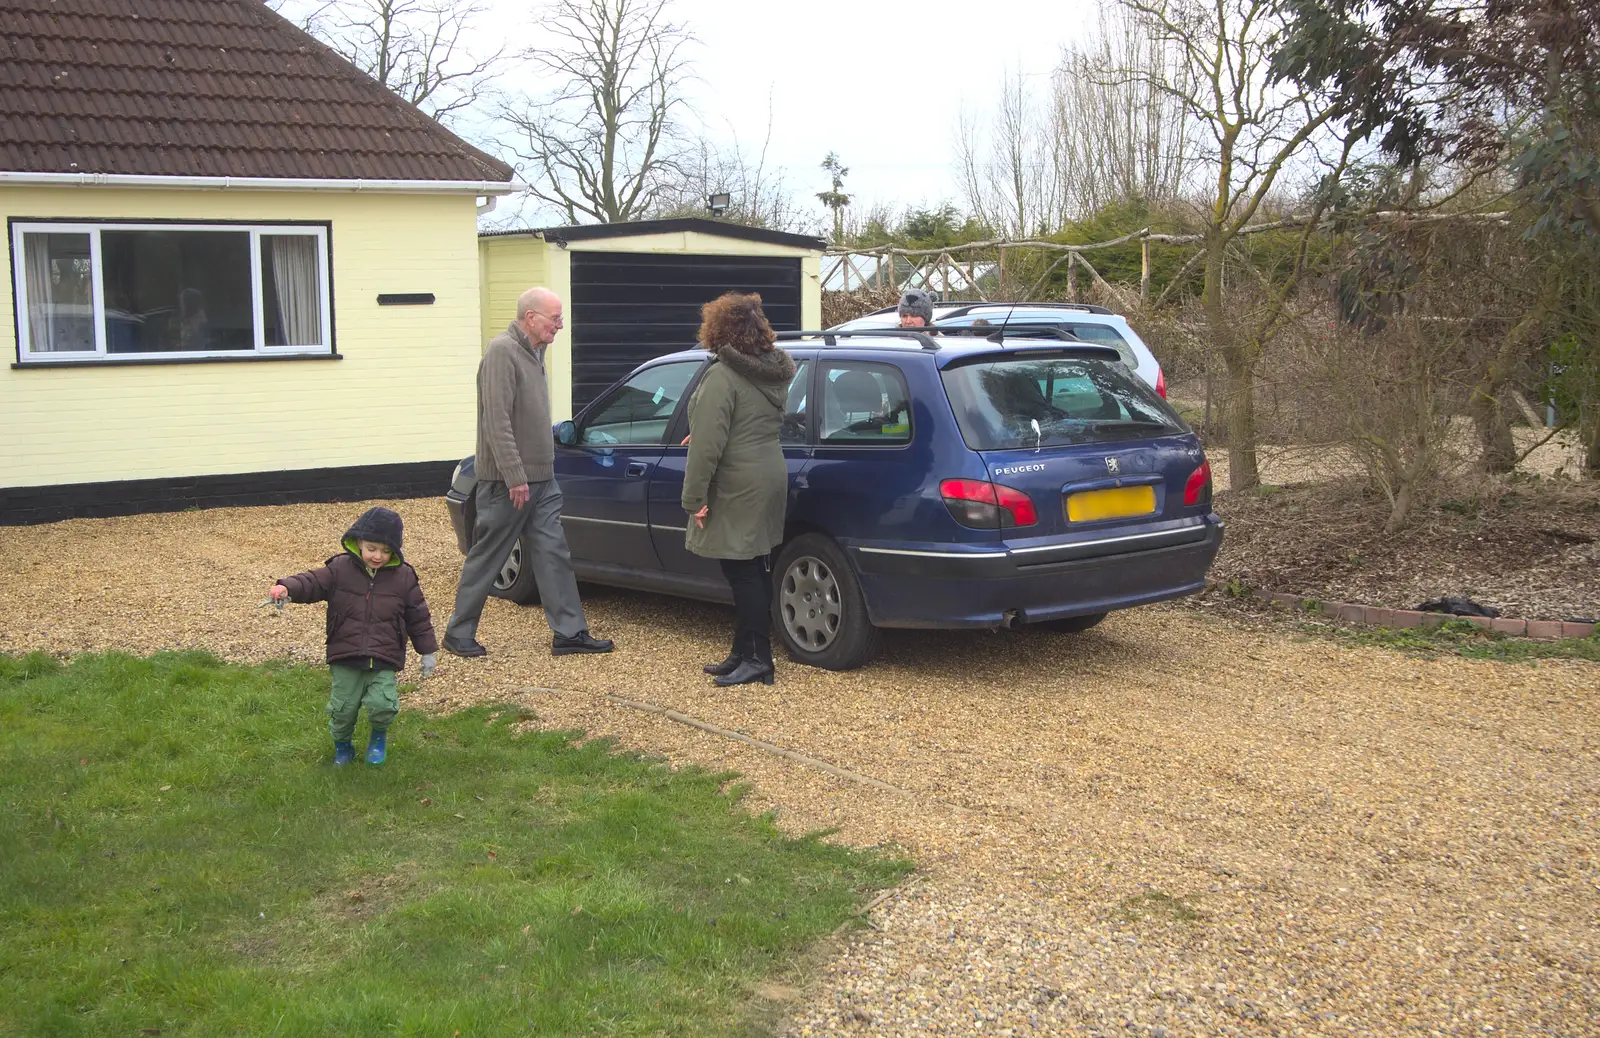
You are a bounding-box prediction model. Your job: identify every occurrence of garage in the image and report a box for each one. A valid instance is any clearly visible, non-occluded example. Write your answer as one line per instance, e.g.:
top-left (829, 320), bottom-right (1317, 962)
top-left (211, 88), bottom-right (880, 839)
top-left (479, 218), bottom-right (827, 419)
top-left (568, 250), bottom-right (804, 409)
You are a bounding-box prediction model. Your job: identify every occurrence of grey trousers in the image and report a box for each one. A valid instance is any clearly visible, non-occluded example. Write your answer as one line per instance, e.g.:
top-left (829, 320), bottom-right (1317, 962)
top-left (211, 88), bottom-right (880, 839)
top-left (447, 478), bottom-right (587, 642)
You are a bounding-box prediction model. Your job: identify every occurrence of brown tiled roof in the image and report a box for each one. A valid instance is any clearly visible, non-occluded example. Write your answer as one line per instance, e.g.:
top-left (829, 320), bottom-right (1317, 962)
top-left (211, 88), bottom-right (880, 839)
top-left (0, 0), bottom-right (514, 182)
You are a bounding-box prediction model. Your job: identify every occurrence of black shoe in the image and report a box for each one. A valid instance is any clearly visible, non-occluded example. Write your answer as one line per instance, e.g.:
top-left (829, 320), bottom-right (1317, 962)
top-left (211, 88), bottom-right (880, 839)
top-left (703, 653), bottom-right (741, 676)
top-left (443, 637), bottom-right (488, 658)
top-left (713, 657), bottom-right (774, 687)
top-left (553, 630), bottom-right (614, 656)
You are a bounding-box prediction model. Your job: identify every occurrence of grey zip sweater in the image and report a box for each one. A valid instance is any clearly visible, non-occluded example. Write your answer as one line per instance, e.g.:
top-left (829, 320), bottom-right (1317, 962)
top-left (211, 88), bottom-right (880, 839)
top-left (476, 322), bottom-right (555, 487)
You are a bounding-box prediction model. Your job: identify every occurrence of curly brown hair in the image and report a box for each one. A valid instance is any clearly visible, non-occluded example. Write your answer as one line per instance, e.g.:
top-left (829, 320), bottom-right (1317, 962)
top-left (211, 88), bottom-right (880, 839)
top-left (698, 292), bottom-right (777, 355)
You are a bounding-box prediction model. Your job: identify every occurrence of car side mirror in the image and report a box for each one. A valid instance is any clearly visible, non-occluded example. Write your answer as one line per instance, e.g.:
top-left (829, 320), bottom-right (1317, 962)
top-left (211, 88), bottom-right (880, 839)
top-left (555, 420), bottom-right (578, 446)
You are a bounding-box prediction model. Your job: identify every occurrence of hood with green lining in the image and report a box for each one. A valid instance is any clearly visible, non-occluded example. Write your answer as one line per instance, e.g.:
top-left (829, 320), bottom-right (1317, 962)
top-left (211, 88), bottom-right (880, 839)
top-left (342, 507), bottom-right (406, 566)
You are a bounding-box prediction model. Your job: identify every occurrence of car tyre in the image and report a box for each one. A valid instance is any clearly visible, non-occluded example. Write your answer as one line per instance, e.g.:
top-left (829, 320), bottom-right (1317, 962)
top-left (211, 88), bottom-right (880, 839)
top-left (772, 533), bottom-right (879, 671)
top-left (1035, 612), bottom-right (1107, 634)
top-left (489, 533), bottom-right (542, 606)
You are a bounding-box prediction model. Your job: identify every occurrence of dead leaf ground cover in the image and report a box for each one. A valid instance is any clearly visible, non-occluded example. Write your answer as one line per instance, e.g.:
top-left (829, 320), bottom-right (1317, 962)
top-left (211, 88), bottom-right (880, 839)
top-left (1210, 476), bottom-right (1600, 622)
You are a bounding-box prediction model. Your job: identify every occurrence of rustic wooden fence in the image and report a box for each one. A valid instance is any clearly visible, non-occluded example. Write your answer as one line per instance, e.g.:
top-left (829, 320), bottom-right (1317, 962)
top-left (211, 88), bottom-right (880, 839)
top-left (819, 211), bottom-right (1511, 311)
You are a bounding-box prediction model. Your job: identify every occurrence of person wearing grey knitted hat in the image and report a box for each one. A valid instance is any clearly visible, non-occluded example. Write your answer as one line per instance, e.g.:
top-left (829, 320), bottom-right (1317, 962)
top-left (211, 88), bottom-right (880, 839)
top-left (897, 288), bottom-right (935, 328)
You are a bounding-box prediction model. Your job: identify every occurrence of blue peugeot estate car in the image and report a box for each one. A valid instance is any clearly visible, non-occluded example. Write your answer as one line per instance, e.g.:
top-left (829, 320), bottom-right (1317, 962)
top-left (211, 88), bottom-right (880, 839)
top-left (446, 329), bottom-right (1223, 671)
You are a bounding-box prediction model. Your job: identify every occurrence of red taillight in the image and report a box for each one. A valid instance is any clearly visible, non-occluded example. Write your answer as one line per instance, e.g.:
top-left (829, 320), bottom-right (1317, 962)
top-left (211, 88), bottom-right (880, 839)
top-left (1155, 366), bottom-right (1168, 399)
top-left (940, 479), bottom-right (1037, 528)
top-left (993, 483), bottom-right (1038, 526)
top-left (1183, 458), bottom-right (1212, 506)
top-left (940, 479), bottom-right (995, 504)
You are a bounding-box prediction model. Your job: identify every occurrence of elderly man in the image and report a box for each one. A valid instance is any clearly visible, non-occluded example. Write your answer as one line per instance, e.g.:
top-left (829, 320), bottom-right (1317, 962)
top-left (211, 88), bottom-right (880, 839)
top-left (896, 288), bottom-right (935, 329)
top-left (444, 287), bottom-right (613, 658)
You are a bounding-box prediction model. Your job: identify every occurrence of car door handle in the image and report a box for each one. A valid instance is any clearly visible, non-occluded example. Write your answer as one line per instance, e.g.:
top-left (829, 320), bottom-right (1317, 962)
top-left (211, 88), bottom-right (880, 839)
top-left (625, 462), bottom-right (650, 477)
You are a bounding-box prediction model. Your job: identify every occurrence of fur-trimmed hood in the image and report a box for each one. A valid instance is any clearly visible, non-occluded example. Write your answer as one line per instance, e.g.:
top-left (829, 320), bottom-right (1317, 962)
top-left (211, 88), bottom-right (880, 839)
top-left (713, 346), bottom-right (796, 409)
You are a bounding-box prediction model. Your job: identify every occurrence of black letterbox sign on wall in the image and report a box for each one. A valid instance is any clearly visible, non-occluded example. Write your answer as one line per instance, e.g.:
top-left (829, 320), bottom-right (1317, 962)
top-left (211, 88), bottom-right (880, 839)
top-left (376, 293), bottom-right (435, 306)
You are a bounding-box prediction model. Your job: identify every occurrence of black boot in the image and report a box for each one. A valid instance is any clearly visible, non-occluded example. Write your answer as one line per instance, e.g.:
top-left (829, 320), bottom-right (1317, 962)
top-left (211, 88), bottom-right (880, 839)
top-left (713, 656), bottom-right (774, 686)
top-left (704, 631), bottom-right (741, 675)
top-left (713, 634), bottom-right (774, 687)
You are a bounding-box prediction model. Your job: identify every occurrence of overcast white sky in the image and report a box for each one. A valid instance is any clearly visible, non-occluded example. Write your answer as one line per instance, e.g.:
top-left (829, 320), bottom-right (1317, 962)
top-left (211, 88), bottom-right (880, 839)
top-left (480, 0), bottom-right (1100, 229)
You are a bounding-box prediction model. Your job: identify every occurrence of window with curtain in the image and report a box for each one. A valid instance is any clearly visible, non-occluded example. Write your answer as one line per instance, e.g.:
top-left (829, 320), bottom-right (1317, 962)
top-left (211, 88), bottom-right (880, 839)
top-left (11, 222), bottom-right (331, 363)
top-left (21, 232), bottom-right (95, 353)
top-left (262, 234), bottom-right (323, 348)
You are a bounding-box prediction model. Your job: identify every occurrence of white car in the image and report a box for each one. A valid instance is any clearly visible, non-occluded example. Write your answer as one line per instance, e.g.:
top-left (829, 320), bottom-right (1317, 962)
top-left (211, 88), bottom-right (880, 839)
top-left (831, 301), bottom-right (1167, 398)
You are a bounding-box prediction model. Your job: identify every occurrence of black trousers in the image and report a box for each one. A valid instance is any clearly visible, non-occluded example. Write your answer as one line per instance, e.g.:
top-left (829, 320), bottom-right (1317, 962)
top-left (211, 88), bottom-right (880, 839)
top-left (719, 557), bottom-right (773, 662)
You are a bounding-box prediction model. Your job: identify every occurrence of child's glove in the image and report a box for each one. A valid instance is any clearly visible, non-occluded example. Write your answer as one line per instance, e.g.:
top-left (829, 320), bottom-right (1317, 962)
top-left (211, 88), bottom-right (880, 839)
top-left (420, 653), bottom-right (438, 679)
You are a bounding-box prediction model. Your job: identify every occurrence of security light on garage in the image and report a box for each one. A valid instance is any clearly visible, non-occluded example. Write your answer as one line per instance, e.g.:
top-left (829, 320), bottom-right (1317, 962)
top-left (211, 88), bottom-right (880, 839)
top-left (707, 192), bottom-right (731, 214)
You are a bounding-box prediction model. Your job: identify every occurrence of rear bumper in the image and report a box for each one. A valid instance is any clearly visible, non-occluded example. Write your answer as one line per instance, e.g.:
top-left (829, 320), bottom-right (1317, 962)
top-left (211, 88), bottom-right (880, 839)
top-left (849, 518), bottom-right (1224, 628)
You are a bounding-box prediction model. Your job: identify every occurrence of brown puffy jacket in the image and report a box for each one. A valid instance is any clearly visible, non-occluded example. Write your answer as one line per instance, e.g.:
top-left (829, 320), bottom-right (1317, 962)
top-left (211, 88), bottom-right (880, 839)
top-left (278, 539), bottom-right (438, 671)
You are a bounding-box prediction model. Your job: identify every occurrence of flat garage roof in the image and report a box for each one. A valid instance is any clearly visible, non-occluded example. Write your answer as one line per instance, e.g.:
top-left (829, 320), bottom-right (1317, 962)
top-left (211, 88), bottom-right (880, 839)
top-left (481, 217), bottom-right (827, 252)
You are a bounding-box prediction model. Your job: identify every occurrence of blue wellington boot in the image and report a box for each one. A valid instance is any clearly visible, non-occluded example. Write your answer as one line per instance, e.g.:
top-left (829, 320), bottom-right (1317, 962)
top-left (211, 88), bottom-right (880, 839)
top-left (333, 740), bottom-right (356, 766)
top-left (365, 729), bottom-right (387, 766)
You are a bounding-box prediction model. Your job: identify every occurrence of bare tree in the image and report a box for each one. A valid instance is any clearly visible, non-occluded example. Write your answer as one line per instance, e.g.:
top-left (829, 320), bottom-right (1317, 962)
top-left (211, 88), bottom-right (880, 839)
top-left (652, 111), bottom-right (809, 232)
top-left (1305, 222), bottom-right (1541, 531)
top-left (840, 200), bottom-right (899, 246)
top-left (956, 8), bottom-right (1194, 234)
top-left (271, 0), bottom-right (501, 123)
top-left (1106, 0), bottom-right (1360, 490)
top-left (957, 68), bottom-right (1065, 237)
top-left (501, 0), bottom-right (694, 224)
top-left (1053, 2), bottom-right (1193, 213)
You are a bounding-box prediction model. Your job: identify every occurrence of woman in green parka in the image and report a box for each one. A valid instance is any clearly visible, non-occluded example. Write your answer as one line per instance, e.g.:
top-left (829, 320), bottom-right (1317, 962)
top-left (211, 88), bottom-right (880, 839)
top-left (682, 292), bottom-right (797, 687)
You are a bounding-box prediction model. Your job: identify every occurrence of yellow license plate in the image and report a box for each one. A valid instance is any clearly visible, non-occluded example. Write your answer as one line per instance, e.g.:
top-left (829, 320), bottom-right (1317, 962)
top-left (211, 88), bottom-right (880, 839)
top-left (1066, 485), bottom-right (1157, 522)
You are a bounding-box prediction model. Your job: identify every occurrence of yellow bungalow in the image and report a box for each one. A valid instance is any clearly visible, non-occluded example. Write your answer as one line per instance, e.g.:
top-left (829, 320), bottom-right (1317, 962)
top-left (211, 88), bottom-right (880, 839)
top-left (1, 0), bottom-right (514, 523)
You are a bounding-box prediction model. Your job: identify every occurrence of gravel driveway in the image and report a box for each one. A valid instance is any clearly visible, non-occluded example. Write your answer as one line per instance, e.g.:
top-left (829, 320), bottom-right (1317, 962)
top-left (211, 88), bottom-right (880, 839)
top-left (3, 501), bottom-right (1596, 1036)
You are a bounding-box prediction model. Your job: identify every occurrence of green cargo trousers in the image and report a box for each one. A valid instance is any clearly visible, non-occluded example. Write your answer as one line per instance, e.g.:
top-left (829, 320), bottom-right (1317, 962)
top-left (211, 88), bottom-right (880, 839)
top-left (328, 664), bottom-right (399, 742)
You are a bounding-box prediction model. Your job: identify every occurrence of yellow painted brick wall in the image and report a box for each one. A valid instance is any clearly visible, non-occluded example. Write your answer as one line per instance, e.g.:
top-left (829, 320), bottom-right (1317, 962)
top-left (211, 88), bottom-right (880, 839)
top-left (1, 187), bottom-right (483, 489)
top-left (477, 233), bottom-right (548, 346)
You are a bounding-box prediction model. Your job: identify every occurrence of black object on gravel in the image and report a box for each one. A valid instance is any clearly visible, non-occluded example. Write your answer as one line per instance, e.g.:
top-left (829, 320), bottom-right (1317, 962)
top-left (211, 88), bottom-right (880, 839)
top-left (1417, 597), bottom-right (1502, 618)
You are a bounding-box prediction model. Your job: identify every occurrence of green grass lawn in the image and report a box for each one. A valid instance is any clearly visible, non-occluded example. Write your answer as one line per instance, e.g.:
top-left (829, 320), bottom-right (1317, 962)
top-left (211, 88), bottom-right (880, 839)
top-left (0, 652), bottom-right (909, 1037)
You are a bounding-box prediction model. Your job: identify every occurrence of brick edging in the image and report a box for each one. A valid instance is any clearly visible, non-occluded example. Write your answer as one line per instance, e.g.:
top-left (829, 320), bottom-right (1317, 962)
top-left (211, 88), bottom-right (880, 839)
top-left (1242, 588), bottom-right (1597, 641)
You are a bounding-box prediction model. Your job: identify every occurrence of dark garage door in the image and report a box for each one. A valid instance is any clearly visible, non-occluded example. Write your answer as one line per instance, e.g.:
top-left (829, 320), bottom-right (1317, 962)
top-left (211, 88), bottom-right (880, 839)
top-left (569, 252), bottom-right (803, 409)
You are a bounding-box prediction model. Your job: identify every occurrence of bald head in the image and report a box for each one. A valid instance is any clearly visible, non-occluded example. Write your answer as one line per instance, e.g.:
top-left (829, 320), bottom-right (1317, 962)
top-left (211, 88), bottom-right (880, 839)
top-left (514, 287), bottom-right (564, 346)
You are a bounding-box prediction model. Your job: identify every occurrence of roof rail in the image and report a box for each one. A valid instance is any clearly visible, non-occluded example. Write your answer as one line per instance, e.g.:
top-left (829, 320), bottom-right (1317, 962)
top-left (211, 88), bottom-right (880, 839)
top-left (776, 326), bottom-right (1118, 352)
top-left (776, 328), bottom-right (941, 350)
top-left (863, 299), bottom-right (1116, 318)
top-left (947, 301), bottom-right (1115, 317)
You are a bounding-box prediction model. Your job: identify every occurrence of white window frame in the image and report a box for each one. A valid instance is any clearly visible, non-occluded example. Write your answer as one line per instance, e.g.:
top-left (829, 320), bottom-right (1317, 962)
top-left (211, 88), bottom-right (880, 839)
top-left (11, 220), bottom-right (333, 364)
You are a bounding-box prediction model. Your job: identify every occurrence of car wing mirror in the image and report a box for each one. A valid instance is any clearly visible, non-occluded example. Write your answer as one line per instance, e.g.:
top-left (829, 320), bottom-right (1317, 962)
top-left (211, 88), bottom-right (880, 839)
top-left (555, 420), bottom-right (578, 446)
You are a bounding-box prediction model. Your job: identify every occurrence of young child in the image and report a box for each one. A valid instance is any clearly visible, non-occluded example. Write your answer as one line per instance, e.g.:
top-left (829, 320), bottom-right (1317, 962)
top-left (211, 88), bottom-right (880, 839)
top-left (269, 506), bottom-right (438, 766)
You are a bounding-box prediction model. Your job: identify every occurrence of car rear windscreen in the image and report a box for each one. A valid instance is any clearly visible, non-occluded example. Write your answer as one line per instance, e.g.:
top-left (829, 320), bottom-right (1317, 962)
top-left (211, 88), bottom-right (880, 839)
top-left (940, 354), bottom-right (1185, 450)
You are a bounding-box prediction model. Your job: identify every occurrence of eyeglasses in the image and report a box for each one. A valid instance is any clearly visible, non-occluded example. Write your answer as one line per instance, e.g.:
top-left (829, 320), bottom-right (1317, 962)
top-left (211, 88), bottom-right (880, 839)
top-left (525, 309), bottom-right (564, 327)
